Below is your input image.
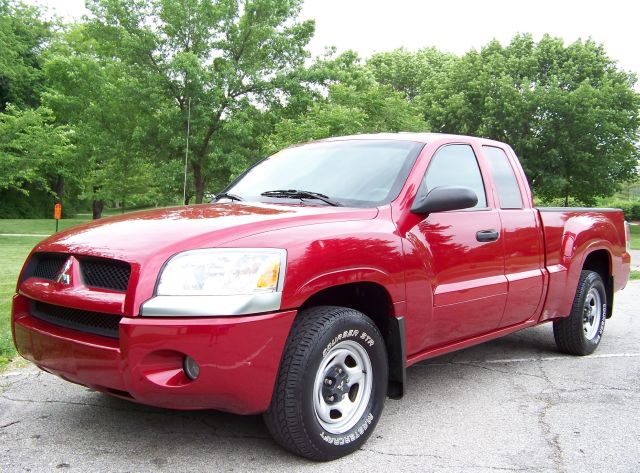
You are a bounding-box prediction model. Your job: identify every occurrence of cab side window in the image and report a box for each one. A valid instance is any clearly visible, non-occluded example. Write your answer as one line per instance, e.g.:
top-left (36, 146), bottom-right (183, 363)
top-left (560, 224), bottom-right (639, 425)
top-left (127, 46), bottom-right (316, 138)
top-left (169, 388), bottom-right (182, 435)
top-left (483, 146), bottom-right (523, 209)
top-left (422, 144), bottom-right (487, 208)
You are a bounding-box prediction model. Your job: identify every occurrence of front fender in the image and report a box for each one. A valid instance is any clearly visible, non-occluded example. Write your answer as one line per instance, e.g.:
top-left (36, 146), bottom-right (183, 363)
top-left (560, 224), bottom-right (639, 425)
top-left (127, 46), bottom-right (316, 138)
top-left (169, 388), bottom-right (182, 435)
top-left (217, 214), bottom-right (407, 312)
top-left (288, 267), bottom-right (400, 310)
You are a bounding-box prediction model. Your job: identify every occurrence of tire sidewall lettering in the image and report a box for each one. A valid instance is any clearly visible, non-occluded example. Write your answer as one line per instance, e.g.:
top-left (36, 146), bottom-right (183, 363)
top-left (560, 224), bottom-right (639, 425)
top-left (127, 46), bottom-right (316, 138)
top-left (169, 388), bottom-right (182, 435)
top-left (593, 299), bottom-right (606, 343)
top-left (322, 329), bottom-right (375, 358)
top-left (598, 302), bottom-right (606, 336)
top-left (319, 413), bottom-right (375, 445)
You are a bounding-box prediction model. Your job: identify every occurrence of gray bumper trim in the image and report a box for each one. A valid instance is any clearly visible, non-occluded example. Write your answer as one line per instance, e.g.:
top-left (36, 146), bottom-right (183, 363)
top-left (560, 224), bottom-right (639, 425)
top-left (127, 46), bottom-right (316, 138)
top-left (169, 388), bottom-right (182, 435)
top-left (140, 292), bottom-right (283, 317)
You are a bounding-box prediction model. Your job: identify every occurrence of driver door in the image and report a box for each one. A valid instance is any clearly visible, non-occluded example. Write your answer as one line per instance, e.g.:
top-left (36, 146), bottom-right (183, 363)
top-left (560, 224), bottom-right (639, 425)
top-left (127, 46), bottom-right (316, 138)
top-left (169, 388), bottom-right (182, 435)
top-left (406, 143), bottom-right (507, 347)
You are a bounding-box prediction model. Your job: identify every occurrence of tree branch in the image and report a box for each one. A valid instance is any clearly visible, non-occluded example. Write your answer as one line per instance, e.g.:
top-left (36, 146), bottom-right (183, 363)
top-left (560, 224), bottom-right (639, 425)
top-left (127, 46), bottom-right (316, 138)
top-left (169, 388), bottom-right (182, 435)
top-left (198, 102), bottom-right (226, 156)
top-left (146, 52), bottom-right (184, 110)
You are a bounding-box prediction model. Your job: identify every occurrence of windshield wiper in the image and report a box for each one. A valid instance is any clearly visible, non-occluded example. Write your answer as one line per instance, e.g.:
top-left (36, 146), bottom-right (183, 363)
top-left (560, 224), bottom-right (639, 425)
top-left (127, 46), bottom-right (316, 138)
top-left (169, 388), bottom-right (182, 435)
top-left (260, 189), bottom-right (342, 207)
top-left (214, 192), bottom-right (243, 202)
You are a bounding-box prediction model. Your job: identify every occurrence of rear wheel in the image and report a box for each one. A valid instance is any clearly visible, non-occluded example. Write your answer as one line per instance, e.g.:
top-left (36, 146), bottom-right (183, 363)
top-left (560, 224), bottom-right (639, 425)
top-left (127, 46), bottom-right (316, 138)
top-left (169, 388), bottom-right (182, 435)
top-left (264, 306), bottom-right (388, 461)
top-left (553, 270), bottom-right (607, 356)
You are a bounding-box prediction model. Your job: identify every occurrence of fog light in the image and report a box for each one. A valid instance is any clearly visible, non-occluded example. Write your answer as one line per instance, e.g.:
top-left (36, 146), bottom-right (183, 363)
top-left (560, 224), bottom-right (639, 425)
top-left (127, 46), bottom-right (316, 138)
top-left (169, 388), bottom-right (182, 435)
top-left (183, 355), bottom-right (200, 380)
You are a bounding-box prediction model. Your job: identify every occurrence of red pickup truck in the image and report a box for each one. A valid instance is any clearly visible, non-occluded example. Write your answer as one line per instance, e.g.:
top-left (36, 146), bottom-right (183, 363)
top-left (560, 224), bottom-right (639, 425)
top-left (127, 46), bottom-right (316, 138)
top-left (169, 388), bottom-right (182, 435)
top-left (12, 133), bottom-right (631, 460)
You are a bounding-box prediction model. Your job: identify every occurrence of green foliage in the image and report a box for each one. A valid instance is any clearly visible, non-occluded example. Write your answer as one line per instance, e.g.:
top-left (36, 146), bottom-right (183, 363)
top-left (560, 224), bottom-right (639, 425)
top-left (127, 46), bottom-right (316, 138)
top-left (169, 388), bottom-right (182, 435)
top-left (0, 0), bottom-right (52, 111)
top-left (0, 106), bottom-right (75, 201)
top-left (366, 47), bottom-right (456, 100)
top-left (601, 179), bottom-right (640, 204)
top-left (76, 0), bottom-right (315, 203)
top-left (1, 0), bottom-right (639, 215)
top-left (611, 202), bottom-right (640, 221)
top-left (267, 82), bottom-right (426, 151)
top-left (43, 25), bottom-right (181, 211)
top-left (0, 187), bottom-right (57, 218)
top-left (266, 52), bottom-right (426, 152)
top-left (419, 34), bottom-right (640, 205)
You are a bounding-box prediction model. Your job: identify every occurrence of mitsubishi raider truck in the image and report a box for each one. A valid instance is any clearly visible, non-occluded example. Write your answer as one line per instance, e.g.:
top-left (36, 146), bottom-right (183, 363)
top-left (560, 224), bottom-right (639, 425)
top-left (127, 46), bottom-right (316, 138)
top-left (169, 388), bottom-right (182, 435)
top-left (12, 133), bottom-right (631, 460)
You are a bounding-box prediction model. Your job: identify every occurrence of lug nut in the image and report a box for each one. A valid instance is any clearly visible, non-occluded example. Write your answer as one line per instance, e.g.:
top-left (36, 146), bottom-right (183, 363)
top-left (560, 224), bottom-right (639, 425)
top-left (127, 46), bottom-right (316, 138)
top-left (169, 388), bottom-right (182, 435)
top-left (328, 395), bottom-right (335, 402)
top-left (325, 378), bottom-right (333, 386)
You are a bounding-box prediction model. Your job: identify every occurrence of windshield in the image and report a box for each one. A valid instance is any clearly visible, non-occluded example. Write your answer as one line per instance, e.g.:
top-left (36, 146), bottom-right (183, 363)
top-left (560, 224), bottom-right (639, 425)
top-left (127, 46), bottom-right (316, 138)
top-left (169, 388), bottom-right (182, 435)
top-left (225, 140), bottom-right (424, 207)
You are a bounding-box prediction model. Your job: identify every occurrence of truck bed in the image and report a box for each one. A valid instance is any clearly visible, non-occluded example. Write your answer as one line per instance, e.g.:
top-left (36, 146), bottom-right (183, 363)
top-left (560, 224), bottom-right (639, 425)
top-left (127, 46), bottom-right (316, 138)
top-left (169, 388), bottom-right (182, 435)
top-left (537, 207), bottom-right (630, 321)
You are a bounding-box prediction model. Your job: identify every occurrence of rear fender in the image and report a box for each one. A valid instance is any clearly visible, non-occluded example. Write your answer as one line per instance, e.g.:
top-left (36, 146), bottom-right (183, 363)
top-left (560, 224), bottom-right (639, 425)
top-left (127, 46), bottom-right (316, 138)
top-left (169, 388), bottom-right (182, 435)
top-left (540, 214), bottom-right (616, 322)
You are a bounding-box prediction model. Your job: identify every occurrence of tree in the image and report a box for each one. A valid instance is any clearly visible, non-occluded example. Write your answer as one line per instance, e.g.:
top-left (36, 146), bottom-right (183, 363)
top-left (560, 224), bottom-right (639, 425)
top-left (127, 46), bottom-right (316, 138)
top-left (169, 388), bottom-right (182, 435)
top-left (421, 34), bottom-right (640, 205)
top-left (0, 0), bottom-right (52, 111)
top-left (80, 0), bottom-right (315, 204)
top-left (0, 2), bottom-right (85, 217)
top-left (0, 105), bottom-right (75, 216)
top-left (267, 82), bottom-right (426, 151)
top-left (44, 24), bottom-right (184, 218)
top-left (265, 51), bottom-right (426, 152)
top-left (366, 47), bottom-right (456, 101)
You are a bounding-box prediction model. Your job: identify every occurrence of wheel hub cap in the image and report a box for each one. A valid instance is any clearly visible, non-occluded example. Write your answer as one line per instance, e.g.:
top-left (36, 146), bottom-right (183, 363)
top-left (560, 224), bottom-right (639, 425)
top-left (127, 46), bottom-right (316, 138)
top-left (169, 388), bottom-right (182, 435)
top-left (322, 366), bottom-right (350, 403)
top-left (583, 288), bottom-right (602, 341)
top-left (313, 340), bottom-right (373, 434)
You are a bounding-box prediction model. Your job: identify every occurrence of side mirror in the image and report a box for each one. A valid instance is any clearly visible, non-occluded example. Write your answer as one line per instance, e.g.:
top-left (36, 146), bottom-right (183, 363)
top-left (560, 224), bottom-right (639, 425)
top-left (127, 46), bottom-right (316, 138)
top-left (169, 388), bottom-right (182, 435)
top-left (411, 186), bottom-right (478, 214)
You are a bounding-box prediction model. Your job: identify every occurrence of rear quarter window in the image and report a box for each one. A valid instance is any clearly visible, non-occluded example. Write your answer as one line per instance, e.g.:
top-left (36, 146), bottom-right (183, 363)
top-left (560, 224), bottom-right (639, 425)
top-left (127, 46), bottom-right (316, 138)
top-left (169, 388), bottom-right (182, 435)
top-left (483, 146), bottom-right (523, 209)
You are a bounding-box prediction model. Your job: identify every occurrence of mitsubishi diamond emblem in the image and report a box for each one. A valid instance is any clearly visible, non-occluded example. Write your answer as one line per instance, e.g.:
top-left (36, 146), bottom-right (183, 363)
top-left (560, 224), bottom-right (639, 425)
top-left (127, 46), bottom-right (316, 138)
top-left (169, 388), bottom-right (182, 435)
top-left (55, 257), bottom-right (73, 285)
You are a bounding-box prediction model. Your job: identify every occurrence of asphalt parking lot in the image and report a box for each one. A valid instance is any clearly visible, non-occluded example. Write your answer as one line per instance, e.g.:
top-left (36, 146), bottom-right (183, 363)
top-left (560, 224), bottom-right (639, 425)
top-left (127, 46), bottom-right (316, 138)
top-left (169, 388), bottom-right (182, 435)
top-left (1, 281), bottom-right (639, 473)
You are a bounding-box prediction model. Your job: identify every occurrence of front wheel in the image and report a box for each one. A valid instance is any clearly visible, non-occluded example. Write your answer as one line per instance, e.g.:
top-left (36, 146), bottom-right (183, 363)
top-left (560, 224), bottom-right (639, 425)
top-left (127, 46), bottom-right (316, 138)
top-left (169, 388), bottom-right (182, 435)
top-left (264, 306), bottom-right (388, 461)
top-left (553, 270), bottom-right (607, 356)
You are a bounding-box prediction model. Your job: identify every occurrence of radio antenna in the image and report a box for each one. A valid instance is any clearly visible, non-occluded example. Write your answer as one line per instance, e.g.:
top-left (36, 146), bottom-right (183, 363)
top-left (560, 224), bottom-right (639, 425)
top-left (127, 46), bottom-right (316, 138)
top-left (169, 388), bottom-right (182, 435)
top-left (183, 96), bottom-right (192, 205)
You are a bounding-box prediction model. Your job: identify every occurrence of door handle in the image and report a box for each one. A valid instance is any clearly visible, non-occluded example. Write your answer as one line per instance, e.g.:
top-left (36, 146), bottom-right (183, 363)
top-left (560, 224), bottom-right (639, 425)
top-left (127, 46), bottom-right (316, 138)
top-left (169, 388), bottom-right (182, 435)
top-left (476, 229), bottom-right (499, 242)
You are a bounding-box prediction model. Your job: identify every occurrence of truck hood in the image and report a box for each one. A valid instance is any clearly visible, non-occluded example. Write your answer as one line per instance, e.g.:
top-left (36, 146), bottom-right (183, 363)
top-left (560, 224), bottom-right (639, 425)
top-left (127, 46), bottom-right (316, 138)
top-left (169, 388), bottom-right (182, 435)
top-left (34, 203), bottom-right (379, 262)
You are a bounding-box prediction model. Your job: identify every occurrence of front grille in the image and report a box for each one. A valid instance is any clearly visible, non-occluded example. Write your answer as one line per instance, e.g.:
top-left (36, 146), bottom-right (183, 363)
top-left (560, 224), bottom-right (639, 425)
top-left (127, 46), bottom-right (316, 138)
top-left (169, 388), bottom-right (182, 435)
top-left (32, 254), bottom-right (68, 280)
top-left (80, 258), bottom-right (131, 292)
top-left (31, 301), bottom-right (121, 339)
top-left (26, 253), bottom-right (131, 293)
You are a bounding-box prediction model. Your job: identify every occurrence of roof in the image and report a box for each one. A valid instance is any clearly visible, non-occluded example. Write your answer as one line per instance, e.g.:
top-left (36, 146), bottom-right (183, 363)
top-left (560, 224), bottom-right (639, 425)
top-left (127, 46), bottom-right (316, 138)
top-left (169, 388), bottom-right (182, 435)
top-left (315, 132), bottom-right (507, 147)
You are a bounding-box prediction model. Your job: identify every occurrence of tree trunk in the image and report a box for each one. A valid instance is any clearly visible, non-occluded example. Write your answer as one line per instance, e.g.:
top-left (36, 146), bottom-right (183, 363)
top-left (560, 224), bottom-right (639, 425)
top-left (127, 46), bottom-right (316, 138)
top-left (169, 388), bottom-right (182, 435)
top-left (192, 160), bottom-right (206, 204)
top-left (564, 158), bottom-right (571, 207)
top-left (53, 175), bottom-right (64, 204)
top-left (92, 199), bottom-right (104, 219)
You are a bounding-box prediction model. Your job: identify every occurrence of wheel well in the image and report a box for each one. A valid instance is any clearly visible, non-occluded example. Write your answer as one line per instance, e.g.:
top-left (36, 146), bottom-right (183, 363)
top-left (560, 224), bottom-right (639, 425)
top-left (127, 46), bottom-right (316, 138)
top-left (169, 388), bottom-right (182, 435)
top-left (300, 282), bottom-right (405, 399)
top-left (582, 249), bottom-right (613, 318)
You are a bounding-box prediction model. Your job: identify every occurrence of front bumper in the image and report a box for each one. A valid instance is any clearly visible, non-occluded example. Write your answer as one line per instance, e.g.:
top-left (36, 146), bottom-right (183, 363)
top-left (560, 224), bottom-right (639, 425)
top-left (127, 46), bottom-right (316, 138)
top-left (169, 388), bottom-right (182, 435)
top-left (11, 294), bottom-right (296, 414)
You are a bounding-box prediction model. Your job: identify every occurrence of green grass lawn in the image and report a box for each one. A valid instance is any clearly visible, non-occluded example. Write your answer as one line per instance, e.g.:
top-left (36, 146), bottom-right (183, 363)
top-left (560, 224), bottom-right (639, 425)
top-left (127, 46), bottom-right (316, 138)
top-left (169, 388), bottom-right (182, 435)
top-left (630, 224), bottom-right (640, 250)
top-left (0, 214), bottom-right (153, 369)
top-left (0, 235), bottom-right (46, 368)
top-left (0, 218), bottom-right (92, 369)
top-left (0, 206), bottom-right (161, 236)
top-left (625, 224), bottom-right (638, 279)
top-left (0, 218), bottom-right (89, 235)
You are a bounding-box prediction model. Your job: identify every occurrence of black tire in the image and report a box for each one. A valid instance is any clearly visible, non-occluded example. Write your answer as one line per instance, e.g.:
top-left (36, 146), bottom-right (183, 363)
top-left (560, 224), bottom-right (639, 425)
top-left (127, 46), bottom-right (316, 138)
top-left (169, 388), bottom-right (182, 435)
top-left (553, 270), bottom-right (607, 356)
top-left (264, 306), bottom-right (388, 461)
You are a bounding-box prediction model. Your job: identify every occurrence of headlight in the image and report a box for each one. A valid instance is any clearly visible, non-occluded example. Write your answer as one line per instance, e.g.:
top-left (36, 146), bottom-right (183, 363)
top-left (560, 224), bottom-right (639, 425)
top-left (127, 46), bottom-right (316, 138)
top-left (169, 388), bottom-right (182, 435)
top-left (156, 248), bottom-right (286, 296)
